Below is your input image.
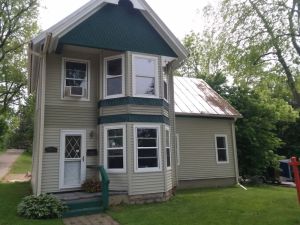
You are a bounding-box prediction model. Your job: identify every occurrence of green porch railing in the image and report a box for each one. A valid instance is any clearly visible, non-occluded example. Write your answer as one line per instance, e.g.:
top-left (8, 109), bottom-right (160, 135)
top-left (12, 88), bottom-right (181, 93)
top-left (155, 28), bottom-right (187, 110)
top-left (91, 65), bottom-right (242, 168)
top-left (98, 166), bottom-right (110, 210)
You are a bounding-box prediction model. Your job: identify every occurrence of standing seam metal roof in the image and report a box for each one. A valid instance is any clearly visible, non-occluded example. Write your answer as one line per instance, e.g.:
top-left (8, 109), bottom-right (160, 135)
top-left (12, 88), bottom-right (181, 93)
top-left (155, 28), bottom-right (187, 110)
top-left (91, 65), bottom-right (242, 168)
top-left (174, 76), bottom-right (241, 118)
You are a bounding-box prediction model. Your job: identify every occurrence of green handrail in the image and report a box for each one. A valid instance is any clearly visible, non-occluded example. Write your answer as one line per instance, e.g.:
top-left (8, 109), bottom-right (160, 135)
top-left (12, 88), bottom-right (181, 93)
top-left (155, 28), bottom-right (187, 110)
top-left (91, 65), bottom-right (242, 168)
top-left (98, 166), bottom-right (110, 210)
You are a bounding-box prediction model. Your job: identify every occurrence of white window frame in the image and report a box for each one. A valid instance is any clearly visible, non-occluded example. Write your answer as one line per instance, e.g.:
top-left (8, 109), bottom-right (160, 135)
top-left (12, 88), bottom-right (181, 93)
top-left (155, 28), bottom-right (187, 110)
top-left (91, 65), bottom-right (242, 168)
top-left (165, 126), bottom-right (171, 170)
top-left (163, 68), bottom-right (169, 102)
top-left (215, 134), bottom-right (229, 164)
top-left (134, 124), bottom-right (161, 173)
top-left (104, 124), bottom-right (127, 173)
top-left (61, 57), bottom-right (90, 101)
top-left (103, 55), bottom-right (125, 99)
top-left (132, 54), bottom-right (159, 98)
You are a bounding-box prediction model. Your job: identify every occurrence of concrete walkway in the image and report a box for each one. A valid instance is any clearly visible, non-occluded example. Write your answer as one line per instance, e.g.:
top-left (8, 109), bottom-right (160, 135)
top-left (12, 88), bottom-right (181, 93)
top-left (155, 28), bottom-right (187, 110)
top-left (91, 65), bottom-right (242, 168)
top-left (0, 149), bottom-right (24, 180)
top-left (64, 214), bottom-right (120, 225)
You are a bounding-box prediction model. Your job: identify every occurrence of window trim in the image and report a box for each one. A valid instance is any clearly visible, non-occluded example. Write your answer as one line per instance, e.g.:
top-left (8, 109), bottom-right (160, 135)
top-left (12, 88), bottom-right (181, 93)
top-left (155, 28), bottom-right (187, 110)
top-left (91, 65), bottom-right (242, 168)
top-left (104, 124), bottom-right (127, 173)
top-left (165, 126), bottom-right (171, 170)
top-left (132, 54), bottom-right (159, 99)
top-left (176, 133), bottom-right (180, 166)
top-left (103, 55), bottom-right (125, 99)
top-left (215, 134), bottom-right (229, 164)
top-left (61, 57), bottom-right (91, 101)
top-left (134, 124), bottom-right (161, 173)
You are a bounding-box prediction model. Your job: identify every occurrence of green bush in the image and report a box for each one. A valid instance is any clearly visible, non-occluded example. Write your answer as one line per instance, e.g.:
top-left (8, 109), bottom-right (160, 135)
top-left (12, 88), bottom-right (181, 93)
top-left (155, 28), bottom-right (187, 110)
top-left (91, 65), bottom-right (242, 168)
top-left (82, 179), bottom-right (101, 193)
top-left (17, 194), bottom-right (67, 219)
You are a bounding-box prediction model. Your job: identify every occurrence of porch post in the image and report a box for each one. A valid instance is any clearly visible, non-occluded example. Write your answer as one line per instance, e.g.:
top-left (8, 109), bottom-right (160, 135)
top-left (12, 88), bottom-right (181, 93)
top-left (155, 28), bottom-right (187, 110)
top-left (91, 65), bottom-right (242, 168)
top-left (289, 157), bottom-right (300, 204)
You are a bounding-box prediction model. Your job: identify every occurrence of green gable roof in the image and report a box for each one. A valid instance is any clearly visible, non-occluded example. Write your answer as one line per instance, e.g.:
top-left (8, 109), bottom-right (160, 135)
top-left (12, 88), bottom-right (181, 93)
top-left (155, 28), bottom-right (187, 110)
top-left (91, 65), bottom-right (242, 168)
top-left (57, 2), bottom-right (177, 57)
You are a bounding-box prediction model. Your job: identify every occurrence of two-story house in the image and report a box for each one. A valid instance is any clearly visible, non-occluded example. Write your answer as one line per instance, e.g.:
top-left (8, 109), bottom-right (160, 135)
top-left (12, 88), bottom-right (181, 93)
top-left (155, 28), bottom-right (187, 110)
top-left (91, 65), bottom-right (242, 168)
top-left (28, 0), bottom-right (241, 212)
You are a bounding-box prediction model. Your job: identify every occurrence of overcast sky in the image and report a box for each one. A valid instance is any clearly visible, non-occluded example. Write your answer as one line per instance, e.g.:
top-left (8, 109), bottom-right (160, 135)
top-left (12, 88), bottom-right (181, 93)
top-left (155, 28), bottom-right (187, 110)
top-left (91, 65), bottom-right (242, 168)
top-left (39, 0), bottom-right (219, 40)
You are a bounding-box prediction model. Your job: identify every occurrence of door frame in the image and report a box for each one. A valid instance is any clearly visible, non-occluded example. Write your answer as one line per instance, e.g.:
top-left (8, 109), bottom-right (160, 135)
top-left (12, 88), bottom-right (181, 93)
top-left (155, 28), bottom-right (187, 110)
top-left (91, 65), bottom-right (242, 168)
top-left (59, 129), bottom-right (87, 189)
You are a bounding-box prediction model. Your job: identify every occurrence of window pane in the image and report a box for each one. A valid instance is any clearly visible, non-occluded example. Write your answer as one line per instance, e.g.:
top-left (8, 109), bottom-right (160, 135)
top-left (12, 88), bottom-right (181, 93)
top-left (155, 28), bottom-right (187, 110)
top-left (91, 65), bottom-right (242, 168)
top-left (107, 77), bottom-right (122, 96)
top-left (166, 130), bottom-right (170, 147)
top-left (138, 139), bottom-right (156, 147)
top-left (216, 137), bottom-right (226, 148)
top-left (138, 158), bottom-right (158, 168)
top-left (138, 148), bottom-right (157, 157)
top-left (167, 148), bottom-right (171, 167)
top-left (66, 79), bottom-right (85, 87)
top-left (66, 62), bottom-right (87, 79)
top-left (108, 157), bottom-right (123, 169)
top-left (136, 77), bottom-right (155, 95)
top-left (218, 149), bottom-right (227, 162)
top-left (134, 57), bottom-right (155, 77)
top-left (107, 58), bottom-right (122, 75)
top-left (137, 128), bottom-right (157, 138)
top-left (65, 136), bottom-right (81, 159)
top-left (108, 137), bottom-right (123, 148)
top-left (164, 81), bottom-right (168, 100)
top-left (108, 129), bottom-right (123, 137)
top-left (108, 149), bottom-right (123, 157)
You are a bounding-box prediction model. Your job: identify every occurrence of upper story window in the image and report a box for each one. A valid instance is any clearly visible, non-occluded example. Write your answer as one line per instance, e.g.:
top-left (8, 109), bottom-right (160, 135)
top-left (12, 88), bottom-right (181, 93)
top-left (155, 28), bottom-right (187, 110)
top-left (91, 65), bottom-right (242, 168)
top-left (132, 54), bottom-right (159, 98)
top-left (104, 55), bottom-right (125, 99)
top-left (163, 68), bottom-right (168, 101)
top-left (215, 135), bottom-right (229, 164)
top-left (134, 125), bottom-right (161, 172)
top-left (62, 58), bottom-right (89, 100)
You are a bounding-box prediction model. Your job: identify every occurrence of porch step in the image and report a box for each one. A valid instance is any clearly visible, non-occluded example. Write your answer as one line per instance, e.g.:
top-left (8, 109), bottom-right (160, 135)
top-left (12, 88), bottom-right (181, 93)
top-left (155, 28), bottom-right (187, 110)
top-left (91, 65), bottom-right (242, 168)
top-left (63, 198), bottom-right (104, 218)
top-left (63, 206), bottom-right (105, 218)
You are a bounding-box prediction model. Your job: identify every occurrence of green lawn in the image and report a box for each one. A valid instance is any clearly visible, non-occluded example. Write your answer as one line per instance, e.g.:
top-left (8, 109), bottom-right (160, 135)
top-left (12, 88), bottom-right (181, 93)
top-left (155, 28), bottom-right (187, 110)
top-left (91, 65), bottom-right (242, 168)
top-left (109, 186), bottom-right (300, 225)
top-left (9, 151), bottom-right (32, 174)
top-left (0, 182), bottom-right (63, 225)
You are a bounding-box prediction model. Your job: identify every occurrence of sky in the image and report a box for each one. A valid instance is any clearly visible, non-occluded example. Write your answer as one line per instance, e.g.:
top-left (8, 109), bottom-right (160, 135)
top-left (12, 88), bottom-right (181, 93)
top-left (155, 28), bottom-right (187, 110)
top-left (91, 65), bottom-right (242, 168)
top-left (39, 0), bottom-right (219, 40)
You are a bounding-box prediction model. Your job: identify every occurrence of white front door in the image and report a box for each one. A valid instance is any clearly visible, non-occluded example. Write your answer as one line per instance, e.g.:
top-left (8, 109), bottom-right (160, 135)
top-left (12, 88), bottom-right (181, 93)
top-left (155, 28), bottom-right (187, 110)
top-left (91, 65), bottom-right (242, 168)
top-left (60, 130), bottom-right (86, 189)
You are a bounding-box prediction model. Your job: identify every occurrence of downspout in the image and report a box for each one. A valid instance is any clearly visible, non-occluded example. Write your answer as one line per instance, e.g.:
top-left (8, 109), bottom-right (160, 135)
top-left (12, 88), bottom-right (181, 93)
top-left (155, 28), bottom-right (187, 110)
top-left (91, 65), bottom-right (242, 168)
top-left (36, 33), bottom-right (52, 195)
top-left (231, 118), bottom-right (240, 184)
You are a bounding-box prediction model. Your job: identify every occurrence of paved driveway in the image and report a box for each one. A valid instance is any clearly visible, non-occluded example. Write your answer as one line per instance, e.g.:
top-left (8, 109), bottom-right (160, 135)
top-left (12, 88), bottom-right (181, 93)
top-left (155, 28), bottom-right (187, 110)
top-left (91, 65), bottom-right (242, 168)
top-left (0, 149), bottom-right (24, 180)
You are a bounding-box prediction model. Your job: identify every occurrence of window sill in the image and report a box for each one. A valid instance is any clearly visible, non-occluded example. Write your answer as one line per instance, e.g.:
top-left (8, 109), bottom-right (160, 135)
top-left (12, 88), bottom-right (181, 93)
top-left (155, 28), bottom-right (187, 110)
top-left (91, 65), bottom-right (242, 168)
top-left (133, 94), bottom-right (159, 99)
top-left (216, 161), bottom-right (229, 165)
top-left (134, 167), bottom-right (162, 173)
top-left (61, 97), bottom-right (90, 102)
top-left (107, 169), bottom-right (127, 174)
top-left (104, 94), bottom-right (125, 100)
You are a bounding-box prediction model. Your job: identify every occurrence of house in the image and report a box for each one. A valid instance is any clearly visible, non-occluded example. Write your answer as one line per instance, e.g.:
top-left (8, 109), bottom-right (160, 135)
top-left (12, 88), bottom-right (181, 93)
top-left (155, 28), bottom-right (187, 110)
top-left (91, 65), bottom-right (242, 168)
top-left (28, 0), bottom-right (241, 207)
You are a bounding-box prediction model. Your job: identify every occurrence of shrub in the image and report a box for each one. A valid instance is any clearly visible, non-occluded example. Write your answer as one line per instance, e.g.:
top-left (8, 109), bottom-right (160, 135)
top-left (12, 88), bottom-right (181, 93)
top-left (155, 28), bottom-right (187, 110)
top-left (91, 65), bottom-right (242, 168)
top-left (17, 194), bottom-right (67, 219)
top-left (82, 179), bottom-right (101, 193)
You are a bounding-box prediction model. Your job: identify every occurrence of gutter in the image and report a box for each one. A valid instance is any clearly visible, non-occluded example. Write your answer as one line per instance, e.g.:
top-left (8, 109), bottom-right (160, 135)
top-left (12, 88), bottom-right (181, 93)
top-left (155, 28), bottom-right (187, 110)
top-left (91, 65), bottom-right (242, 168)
top-left (231, 118), bottom-right (240, 184)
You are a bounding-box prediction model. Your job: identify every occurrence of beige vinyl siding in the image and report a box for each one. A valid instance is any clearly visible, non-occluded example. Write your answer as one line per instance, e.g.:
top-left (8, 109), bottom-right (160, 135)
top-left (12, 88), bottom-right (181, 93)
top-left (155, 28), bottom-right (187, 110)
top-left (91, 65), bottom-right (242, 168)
top-left (176, 117), bottom-right (236, 181)
top-left (100, 106), bottom-right (129, 116)
top-left (129, 105), bottom-right (163, 115)
top-left (166, 170), bottom-right (173, 191)
top-left (41, 47), bottom-right (100, 193)
top-left (42, 128), bottom-right (97, 193)
top-left (127, 123), bottom-right (165, 195)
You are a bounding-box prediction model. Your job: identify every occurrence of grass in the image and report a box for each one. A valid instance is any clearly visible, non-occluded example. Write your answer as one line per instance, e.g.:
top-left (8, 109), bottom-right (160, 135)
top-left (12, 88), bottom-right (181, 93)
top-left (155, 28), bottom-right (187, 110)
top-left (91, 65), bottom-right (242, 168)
top-left (9, 151), bottom-right (32, 174)
top-left (109, 186), bottom-right (300, 225)
top-left (0, 182), bottom-right (63, 225)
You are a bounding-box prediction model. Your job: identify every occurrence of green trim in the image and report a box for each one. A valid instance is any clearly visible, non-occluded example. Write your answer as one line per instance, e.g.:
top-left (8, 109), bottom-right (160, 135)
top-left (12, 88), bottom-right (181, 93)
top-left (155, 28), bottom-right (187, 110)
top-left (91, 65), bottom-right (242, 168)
top-left (98, 97), bottom-right (169, 109)
top-left (98, 114), bottom-right (170, 125)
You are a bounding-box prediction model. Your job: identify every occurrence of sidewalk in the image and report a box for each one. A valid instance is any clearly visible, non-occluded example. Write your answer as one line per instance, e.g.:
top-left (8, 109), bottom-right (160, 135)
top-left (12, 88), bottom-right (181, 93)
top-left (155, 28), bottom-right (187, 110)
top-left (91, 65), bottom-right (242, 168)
top-left (0, 149), bottom-right (24, 180)
top-left (64, 214), bottom-right (120, 225)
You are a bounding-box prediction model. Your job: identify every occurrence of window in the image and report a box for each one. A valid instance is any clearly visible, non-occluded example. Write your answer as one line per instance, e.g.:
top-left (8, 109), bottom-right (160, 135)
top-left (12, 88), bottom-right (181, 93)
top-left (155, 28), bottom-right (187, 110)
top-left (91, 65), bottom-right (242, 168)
top-left (104, 56), bottom-right (124, 98)
top-left (104, 125), bottom-right (126, 173)
top-left (132, 54), bottom-right (158, 98)
top-left (163, 69), bottom-right (168, 101)
top-left (134, 125), bottom-right (161, 172)
top-left (215, 135), bottom-right (229, 163)
top-left (166, 127), bottom-right (171, 169)
top-left (62, 58), bottom-right (89, 99)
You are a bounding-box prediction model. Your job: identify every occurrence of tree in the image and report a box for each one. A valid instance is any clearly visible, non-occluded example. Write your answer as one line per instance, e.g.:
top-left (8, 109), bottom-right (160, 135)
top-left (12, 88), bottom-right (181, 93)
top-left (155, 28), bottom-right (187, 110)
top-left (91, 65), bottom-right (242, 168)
top-left (221, 0), bottom-right (300, 107)
top-left (0, 0), bottom-right (39, 114)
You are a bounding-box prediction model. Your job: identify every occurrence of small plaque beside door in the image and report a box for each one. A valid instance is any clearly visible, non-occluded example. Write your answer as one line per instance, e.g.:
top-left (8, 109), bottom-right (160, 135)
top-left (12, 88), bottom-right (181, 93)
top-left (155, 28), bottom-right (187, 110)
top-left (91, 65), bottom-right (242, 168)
top-left (87, 149), bottom-right (98, 156)
top-left (45, 147), bottom-right (58, 153)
